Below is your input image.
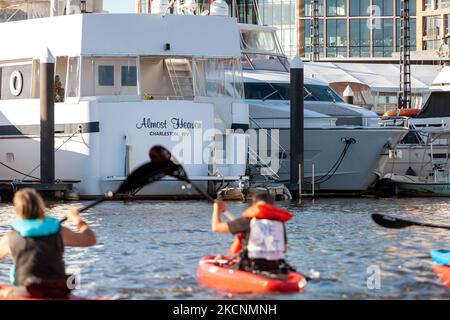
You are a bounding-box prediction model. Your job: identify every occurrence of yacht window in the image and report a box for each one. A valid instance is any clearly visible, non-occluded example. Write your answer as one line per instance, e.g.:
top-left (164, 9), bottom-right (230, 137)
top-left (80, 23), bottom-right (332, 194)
top-left (305, 84), bottom-right (343, 102)
top-left (121, 66), bottom-right (137, 87)
top-left (244, 82), bottom-right (344, 103)
top-left (241, 54), bottom-right (253, 70)
top-left (66, 57), bottom-right (80, 98)
top-left (241, 30), bottom-right (280, 54)
top-left (98, 65), bottom-right (114, 86)
top-left (244, 82), bottom-right (289, 100)
top-left (245, 53), bottom-right (289, 72)
top-left (193, 58), bottom-right (243, 99)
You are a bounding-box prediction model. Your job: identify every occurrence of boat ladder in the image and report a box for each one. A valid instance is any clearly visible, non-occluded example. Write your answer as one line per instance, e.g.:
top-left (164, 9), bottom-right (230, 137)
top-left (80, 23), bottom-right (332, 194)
top-left (166, 58), bottom-right (194, 100)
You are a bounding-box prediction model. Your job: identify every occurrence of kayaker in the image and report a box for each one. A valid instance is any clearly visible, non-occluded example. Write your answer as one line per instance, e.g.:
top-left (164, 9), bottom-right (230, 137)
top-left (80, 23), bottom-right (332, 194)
top-left (211, 192), bottom-right (295, 273)
top-left (0, 188), bottom-right (97, 298)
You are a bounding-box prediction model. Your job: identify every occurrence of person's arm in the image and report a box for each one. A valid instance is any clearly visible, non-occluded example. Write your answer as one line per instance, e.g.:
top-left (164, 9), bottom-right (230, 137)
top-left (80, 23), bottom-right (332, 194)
top-left (0, 233), bottom-right (11, 260)
top-left (211, 200), bottom-right (230, 233)
top-left (61, 208), bottom-right (97, 247)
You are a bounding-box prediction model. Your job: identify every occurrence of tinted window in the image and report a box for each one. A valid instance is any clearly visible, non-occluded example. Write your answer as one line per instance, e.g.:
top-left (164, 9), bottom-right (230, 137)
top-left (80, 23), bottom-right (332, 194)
top-left (245, 53), bottom-right (289, 72)
top-left (98, 65), bottom-right (114, 86)
top-left (121, 66), bottom-right (137, 87)
top-left (244, 82), bottom-right (290, 100)
top-left (244, 82), bottom-right (344, 102)
top-left (305, 84), bottom-right (343, 102)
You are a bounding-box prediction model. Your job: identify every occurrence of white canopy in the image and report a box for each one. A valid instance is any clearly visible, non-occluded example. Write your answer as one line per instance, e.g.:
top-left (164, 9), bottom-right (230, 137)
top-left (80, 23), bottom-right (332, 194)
top-left (431, 65), bottom-right (450, 91)
top-left (305, 62), bottom-right (441, 94)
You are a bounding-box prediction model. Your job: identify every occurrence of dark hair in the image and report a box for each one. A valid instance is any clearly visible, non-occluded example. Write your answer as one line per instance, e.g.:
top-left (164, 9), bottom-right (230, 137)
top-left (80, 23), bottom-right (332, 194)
top-left (149, 145), bottom-right (172, 162)
top-left (252, 191), bottom-right (274, 205)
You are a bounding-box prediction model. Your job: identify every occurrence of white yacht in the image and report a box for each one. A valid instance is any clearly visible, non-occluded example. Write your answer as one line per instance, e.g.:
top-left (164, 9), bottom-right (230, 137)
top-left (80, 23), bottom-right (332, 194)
top-left (0, 1), bottom-right (249, 197)
top-left (239, 24), bottom-right (408, 192)
top-left (383, 64), bottom-right (450, 178)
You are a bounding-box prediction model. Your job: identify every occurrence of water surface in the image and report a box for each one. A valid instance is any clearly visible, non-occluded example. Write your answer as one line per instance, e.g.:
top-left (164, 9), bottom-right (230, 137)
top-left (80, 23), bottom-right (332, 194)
top-left (1, 197), bottom-right (450, 299)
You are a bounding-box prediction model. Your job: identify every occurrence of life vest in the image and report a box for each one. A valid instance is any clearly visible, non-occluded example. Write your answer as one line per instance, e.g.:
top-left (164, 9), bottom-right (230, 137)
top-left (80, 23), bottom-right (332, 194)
top-left (229, 203), bottom-right (293, 259)
top-left (9, 217), bottom-right (66, 287)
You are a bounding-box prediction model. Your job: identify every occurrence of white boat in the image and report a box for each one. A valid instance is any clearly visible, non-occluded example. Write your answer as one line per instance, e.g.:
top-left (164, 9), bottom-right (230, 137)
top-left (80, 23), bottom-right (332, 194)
top-left (0, 1), bottom-right (249, 197)
top-left (385, 127), bottom-right (450, 197)
top-left (383, 64), bottom-right (450, 178)
top-left (239, 24), bottom-right (408, 193)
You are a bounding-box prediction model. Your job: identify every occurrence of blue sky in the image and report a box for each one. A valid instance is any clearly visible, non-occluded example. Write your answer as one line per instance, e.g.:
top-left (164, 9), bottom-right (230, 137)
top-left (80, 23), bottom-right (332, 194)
top-left (104, 0), bottom-right (135, 13)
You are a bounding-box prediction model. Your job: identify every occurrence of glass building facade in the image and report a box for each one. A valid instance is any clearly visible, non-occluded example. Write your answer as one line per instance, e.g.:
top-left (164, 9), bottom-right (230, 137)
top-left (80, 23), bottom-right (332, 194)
top-left (417, 0), bottom-right (450, 52)
top-left (255, 0), bottom-right (417, 58)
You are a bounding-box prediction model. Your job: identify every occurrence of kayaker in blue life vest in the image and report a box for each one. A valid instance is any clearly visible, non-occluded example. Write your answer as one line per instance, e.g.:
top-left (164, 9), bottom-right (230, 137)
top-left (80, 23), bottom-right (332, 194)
top-left (211, 192), bottom-right (295, 274)
top-left (0, 188), bottom-right (97, 298)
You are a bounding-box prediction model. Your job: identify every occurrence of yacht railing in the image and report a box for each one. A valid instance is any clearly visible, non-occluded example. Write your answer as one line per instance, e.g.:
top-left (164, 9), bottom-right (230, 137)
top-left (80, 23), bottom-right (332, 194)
top-left (250, 115), bottom-right (410, 129)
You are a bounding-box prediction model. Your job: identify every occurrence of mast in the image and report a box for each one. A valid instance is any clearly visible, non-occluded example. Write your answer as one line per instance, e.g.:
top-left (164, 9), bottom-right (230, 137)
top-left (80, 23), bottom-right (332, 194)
top-left (309, 0), bottom-right (319, 61)
top-left (399, 0), bottom-right (411, 109)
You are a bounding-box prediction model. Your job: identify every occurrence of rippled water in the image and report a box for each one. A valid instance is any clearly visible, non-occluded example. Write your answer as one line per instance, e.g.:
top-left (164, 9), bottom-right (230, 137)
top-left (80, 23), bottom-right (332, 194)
top-left (1, 197), bottom-right (450, 300)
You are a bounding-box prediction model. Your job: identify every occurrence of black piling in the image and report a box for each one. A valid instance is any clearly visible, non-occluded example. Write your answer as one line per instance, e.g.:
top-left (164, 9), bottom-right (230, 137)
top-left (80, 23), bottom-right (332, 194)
top-left (289, 55), bottom-right (304, 200)
top-left (40, 49), bottom-right (55, 185)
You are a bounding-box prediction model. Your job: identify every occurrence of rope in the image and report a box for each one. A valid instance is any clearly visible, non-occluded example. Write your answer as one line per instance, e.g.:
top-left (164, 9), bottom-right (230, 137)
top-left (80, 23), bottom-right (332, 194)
top-left (0, 127), bottom-right (83, 182)
top-left (0, 161), bottom-right (40, 180)
top-left (304, 138), bottom-right (354, 185)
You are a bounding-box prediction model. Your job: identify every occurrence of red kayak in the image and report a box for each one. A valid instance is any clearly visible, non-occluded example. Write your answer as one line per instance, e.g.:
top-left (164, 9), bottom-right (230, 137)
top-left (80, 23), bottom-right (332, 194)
top-left (0, 285), bottom-right (105, 300)
top-left (197, 256), bottom-right (307, 293)
top-left (433, 265), bottom-right (450, 286)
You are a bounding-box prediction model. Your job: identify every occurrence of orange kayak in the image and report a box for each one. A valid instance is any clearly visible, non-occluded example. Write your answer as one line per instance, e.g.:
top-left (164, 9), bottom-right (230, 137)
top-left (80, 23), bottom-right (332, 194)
top-left (433, 265), bottom-right (450, 286)
top-left (197, 256), bottom-right (307, 293)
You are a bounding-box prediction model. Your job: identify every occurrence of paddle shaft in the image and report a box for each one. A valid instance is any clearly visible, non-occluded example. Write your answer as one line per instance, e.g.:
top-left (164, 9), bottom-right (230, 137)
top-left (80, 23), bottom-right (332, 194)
top-left (182, 177), bottom-right (235, 220)
top-left (59, 195), bottom-right (108, 223)
top-left (410, 221), bottom-right (450, 230)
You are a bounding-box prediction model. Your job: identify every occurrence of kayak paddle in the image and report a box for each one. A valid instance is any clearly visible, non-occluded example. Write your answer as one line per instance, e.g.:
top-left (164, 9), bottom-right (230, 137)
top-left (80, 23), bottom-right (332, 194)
top-left (371, 213), bottom-right (450, 231)
top-left (60, 147), bottom-right (180, 222)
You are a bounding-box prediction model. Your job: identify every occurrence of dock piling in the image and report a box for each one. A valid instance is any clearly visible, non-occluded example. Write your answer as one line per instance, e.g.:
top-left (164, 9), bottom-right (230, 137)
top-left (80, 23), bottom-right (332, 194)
top-left (40, 48), bottom-right (55, 185)
top-left (289, 55), bottom-right (304, 200)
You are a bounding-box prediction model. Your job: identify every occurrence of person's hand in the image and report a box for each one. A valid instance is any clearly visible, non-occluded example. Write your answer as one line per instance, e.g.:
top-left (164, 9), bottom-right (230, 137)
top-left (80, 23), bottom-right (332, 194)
top-left (66, 208), bottom-right (83, 227)
top-left (214, 200), bottom-right (227, 213)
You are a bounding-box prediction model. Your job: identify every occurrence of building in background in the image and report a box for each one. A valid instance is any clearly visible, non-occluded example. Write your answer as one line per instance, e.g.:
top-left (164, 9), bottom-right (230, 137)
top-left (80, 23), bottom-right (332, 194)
top-left (134, 0), bottom-right (448, 60)
top-left (263, 0), bottom-right (418, 59)
top-left (416, 0), bottom-right (450, 54)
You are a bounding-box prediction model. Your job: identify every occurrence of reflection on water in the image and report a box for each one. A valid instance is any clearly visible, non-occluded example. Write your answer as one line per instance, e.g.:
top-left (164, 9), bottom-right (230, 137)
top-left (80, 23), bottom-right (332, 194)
top-left (1, 197), bottom-right (450, 299)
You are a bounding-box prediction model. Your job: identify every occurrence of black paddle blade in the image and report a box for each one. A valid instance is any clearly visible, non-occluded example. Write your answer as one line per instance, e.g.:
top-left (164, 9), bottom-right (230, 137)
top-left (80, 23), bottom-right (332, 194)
top-left (147, 145), bottom-right (188, 182)
top-left (371, 214), bottom-right (415, 229)
top-left (116, 160), bottom-right (179, 195)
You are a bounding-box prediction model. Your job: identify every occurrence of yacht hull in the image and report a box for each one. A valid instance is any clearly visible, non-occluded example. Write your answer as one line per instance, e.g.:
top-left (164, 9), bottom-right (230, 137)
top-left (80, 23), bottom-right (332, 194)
top-left (250, 127), bottom-right (407, 192)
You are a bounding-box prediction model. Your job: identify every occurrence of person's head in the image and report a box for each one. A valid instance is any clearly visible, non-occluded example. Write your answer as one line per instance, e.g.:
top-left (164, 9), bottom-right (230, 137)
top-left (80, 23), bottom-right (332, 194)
top-left (149, 145), bottom-right (172, 162)
top-left (13, 188), bottom-right (46, 220)
top-left (252, 191), bottom-right (274, 205)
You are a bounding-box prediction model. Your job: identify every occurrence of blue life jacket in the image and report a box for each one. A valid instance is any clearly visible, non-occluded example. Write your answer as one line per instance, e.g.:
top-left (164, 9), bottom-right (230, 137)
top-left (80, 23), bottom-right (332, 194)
top-left (9, 217), bottom-right (65, 286)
